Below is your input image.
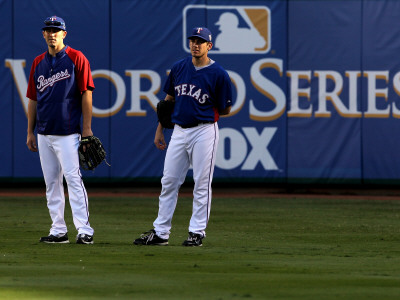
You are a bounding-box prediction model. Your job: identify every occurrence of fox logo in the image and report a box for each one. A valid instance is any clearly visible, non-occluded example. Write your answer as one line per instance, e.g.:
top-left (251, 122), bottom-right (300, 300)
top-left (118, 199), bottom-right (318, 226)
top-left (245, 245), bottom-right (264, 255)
top-left (183, 5), bottom-right (270, 54)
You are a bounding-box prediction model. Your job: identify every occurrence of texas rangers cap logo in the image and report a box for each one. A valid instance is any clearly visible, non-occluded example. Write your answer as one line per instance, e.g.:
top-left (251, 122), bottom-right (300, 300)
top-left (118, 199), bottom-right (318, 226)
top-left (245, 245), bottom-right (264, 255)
top-left (183, 5), bottom-right (270, 54)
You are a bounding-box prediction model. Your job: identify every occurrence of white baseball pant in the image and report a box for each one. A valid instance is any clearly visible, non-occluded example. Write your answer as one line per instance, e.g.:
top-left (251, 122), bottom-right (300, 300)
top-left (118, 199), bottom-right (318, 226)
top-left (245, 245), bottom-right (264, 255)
top-left (153, 123), bottom-right (219, 239)
top-left (38, 133), bottom-right (94, 237)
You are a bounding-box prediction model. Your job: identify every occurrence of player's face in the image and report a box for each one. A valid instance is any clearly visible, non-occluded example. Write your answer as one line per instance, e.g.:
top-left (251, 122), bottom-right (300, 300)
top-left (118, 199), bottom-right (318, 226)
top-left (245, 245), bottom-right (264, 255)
top-left (42, 28), bottom-right (66, 50)
top-left (189, 38), bottom-right (212, 58)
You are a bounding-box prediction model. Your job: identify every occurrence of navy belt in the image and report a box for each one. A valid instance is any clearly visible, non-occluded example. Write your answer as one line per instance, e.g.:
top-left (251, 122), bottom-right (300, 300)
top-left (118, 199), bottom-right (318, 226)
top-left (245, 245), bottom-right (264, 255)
top-left (178, 122), bottom-right (214, 129)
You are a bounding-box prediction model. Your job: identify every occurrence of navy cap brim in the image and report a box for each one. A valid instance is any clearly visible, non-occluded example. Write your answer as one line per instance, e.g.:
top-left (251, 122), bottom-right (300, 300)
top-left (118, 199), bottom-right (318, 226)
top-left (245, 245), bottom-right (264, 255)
top-left (42, 26), bottom-right (65, 31)
top-left (188, 35), bottom-right (210, 42)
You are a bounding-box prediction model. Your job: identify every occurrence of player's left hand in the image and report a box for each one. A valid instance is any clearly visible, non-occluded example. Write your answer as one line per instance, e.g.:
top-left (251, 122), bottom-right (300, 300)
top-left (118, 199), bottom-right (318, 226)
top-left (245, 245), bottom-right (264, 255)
top-left (81, 129), bottom-right (93, 152)
top-left (79, 136), bottom-right (109, 170)
top-left (81, 129), bottom-right (93, 140)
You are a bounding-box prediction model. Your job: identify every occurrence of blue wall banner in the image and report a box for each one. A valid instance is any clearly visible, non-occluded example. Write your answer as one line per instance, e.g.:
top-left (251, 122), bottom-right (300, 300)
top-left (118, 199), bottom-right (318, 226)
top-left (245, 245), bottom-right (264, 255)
top-left (2, 0), bottom-right (400, 183)
top-left (0, 0), bottom-right (12, 177)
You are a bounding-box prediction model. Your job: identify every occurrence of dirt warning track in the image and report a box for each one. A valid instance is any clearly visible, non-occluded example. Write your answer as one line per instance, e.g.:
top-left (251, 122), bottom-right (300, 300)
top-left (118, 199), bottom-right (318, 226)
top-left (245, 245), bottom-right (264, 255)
top-left (1, 186), bottom-right (400, 201)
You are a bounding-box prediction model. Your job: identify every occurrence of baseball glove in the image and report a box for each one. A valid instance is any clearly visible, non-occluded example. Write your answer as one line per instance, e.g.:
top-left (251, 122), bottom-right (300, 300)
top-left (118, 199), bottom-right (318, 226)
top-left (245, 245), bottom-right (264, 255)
top-left (78, 136), bottom-right (109, 171)
top-left (157, 100), bottom-right (175, 129)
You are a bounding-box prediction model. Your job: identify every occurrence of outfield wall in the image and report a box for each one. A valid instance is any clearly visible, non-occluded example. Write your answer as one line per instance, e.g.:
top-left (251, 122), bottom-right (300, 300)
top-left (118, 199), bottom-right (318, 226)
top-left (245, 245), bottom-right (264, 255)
top-left (1, 0), bottom-right (400, 184)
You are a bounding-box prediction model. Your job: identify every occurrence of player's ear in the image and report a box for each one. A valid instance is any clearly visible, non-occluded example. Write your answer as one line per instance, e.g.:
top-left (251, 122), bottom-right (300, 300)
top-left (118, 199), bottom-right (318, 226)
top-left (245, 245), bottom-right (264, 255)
top-left (207, 42), bottom-right (213, 51)
top-left (62, 30), bottom-right (67, 39)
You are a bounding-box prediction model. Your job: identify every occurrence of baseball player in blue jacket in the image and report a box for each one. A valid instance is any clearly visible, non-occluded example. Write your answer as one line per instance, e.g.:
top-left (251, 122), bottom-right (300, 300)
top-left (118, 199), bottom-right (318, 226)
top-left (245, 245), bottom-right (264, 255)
top-left (26, 16), bottom-right (95, 244)
top-left (134, 27), bottom-right (232, 247)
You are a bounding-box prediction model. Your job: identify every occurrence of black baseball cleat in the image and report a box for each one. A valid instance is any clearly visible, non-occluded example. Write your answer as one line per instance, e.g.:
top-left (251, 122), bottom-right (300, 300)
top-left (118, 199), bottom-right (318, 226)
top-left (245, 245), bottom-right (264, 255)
top-left (182, 232), bottom-right (203, 247)
top-left (134, 229), bottom-right (168, 246)
top-left (76, 234), bottom-right (94, 244)
top-left (39, 233), bottom-right (69, 244)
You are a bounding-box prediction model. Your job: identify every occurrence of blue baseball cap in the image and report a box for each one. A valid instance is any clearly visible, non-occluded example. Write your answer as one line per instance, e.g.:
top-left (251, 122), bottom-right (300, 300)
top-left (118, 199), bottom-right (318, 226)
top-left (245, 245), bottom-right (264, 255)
top-left (42, 16), bottom-right (66, 31)
top-left (188, 27), bottom-right (212, 42)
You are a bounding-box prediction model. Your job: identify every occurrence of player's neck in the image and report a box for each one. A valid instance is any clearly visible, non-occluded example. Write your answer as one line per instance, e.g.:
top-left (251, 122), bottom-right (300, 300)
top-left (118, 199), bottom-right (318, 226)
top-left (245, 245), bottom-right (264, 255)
top-left (192, 56), bottom-right (211, 68)
top-left (48, 44), bottom-right (66, 57)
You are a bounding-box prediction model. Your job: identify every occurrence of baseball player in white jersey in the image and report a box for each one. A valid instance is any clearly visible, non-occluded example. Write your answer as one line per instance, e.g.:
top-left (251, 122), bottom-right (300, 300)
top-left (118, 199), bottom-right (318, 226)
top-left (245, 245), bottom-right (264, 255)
top-left (134, 27), bottom-right (232, 246)
top-left (26, 16), bottom-right (95, 244)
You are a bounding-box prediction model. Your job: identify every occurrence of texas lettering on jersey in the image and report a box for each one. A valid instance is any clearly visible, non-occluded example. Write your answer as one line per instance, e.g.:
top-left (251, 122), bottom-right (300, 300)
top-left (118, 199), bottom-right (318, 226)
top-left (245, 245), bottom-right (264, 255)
top-left (174, 83), bottom-right (209, 104)
top-left (36, 69), bottom-right (71, 92)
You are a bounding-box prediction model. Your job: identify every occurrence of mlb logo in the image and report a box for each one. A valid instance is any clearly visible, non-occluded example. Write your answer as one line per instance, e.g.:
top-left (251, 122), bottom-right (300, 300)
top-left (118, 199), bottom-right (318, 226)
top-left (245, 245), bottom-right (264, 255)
top-left (183, 5), bottom-right (271, 54)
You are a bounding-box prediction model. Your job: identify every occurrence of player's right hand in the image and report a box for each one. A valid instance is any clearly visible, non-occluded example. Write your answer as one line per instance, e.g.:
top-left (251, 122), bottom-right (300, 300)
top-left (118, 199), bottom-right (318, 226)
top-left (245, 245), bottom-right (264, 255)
top-left (154, 127), bottom-right (167, 150)
top-left (26, 133), bottom-right (38, 152)
top-left (154, 134), bottom-right (167, 150)
top-left (154, 123), bottom-right (167, 150)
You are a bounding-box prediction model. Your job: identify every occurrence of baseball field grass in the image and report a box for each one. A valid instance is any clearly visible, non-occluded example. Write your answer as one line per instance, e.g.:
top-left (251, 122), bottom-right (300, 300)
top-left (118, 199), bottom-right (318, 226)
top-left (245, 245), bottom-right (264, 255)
top-left (0, 190), bottom-right (400, 299)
